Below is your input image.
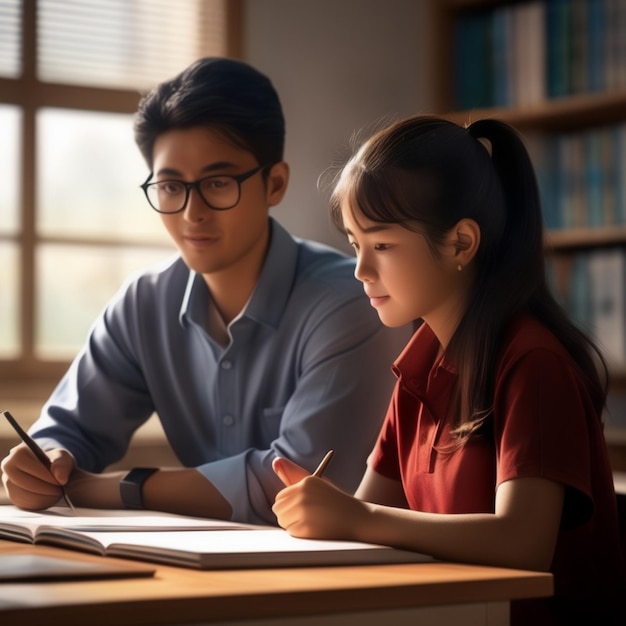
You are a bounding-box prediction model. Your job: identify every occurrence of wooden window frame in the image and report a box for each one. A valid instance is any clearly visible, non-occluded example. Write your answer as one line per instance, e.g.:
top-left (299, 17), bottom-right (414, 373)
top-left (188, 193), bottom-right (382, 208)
top-left (0, 0), bottom-right (242, 396)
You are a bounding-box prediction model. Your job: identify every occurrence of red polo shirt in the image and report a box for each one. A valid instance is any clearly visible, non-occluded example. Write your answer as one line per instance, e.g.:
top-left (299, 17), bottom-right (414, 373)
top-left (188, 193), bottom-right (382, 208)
top-left (370, 314), bottom-right (625, 624)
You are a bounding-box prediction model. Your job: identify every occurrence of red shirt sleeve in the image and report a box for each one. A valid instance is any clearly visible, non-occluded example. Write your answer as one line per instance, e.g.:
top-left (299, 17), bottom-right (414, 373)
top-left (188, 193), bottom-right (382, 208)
top-left (494, 346), bottom-right (595, 528)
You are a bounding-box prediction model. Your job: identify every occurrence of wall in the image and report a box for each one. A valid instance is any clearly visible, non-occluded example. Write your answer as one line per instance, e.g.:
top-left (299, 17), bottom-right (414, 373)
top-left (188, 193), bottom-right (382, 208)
top-left (241, 0), bottom-right (432, 252)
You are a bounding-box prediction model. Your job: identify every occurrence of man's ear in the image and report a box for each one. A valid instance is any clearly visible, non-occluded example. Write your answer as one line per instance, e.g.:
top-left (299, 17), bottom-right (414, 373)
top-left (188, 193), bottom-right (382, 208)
top-left (265, 161), bottom-right (289, 207)
top-left (445, 218), bottom-right (481, 270)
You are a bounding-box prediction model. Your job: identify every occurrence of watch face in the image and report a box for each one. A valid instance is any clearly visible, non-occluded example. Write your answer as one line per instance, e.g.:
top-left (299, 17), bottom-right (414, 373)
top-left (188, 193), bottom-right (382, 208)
top-left (120, 468), bottom-right (158, 509)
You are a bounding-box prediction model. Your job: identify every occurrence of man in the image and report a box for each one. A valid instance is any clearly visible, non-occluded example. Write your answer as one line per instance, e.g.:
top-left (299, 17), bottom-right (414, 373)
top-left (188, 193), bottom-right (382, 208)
top-left (1, 58), bottom-right (409, 524)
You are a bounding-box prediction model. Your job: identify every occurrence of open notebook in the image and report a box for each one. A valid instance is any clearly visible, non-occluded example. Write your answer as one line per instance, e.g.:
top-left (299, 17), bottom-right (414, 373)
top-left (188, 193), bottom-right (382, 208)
top-left (0, 505), bottom-right (432, 570)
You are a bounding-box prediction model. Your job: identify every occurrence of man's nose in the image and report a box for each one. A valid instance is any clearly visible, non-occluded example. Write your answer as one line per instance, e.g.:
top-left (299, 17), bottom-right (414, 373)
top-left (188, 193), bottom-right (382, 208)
top-left (182, 187), bottom-right (212, 222)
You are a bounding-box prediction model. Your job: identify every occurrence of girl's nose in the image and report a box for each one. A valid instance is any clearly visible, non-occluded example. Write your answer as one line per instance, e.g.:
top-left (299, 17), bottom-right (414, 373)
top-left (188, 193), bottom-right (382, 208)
top-left (354, 252), bottom-right (373, 283)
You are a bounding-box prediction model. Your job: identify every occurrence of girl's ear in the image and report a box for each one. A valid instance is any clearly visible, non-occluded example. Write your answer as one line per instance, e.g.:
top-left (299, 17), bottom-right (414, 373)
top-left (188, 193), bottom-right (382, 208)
top-left (445, 218), bottom-right (481, 270)
top-left (265, 161), bottom-right (290, 207)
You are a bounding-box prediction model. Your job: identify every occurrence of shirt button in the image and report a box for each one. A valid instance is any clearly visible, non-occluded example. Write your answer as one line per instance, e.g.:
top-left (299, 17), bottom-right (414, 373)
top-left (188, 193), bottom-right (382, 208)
top-left (222, 415), bottom-right (234, 426)
top-left (221, 360), bottom-right (232, 370)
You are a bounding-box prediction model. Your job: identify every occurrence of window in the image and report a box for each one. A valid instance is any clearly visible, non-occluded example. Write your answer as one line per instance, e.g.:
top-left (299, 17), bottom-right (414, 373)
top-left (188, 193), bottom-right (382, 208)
top-left (0, 0), bottom-right (239, 382)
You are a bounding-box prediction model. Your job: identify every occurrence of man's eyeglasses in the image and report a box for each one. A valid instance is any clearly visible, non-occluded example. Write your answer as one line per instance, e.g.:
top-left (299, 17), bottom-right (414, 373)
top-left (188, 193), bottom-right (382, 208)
top-left (140, 165), bottom-right (267, 214)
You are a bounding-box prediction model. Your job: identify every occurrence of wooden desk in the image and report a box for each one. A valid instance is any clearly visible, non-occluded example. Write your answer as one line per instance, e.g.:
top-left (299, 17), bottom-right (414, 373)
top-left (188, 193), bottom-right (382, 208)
top-left (0, 540), bottom-right (552, 626)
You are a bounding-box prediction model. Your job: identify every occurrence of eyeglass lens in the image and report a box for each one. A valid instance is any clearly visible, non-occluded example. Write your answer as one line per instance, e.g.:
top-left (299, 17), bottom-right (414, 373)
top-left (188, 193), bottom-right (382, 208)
top-left (146, 175), bottom-right (242, 213)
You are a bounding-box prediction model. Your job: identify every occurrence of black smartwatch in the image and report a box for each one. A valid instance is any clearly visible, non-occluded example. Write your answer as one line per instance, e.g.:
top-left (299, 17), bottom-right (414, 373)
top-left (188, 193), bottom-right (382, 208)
top-left (120, 467), bottom-right (158, 509)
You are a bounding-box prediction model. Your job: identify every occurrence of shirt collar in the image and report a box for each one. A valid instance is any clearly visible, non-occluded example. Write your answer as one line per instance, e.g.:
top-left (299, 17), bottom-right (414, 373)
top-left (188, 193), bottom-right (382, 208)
top-left (243, 218), bottom-right (298, 328)
top-left (392, 323), bottom-right (456, 396)
top-left (179, 217), bottom-right (298, 330)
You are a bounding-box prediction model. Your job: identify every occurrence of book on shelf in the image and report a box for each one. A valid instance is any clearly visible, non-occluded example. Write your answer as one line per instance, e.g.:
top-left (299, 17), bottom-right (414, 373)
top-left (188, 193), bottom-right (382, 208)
top-left (0, 505), bottom-right (431, 570)
top-left (548, 247), bottom-right (626, 369)
top-left (614, 125), bottom-right (626, 225)
top-left (588, 248), bottom-right (626, 368)
top-left (454, 0), bottom-right (549, 107)
top-left (546, 0), bottom-right (571, 99)
top-left (526, 123), bottom-right (626, 232)
top-left (454, 9), bottom-right (492, 109)
top-left (452, 0), bottom-right (624, 109)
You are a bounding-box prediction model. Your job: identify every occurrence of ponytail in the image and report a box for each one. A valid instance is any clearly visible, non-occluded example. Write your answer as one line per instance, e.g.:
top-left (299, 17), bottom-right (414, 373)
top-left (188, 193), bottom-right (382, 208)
top-left (449, 120), bottom-right (607, 445)
top-left (467, 119), bottom-right (544, 305)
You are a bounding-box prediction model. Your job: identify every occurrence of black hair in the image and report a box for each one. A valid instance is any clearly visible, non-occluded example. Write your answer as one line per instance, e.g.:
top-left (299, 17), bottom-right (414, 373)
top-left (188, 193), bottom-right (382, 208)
top-left (133, 57), bottom-right (285, 170)
top-left (330, 115), bottom-right (607, 443)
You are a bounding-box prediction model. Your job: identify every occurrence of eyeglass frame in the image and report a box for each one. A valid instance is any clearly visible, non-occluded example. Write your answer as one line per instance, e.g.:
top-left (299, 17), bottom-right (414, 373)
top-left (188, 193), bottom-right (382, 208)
top-left (140, 164), bottom-right (269, 214)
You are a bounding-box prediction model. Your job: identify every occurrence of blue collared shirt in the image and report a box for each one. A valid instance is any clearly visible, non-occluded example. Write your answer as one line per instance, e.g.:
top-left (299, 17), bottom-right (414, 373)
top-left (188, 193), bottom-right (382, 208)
top-left (32, 219), bottom-right (411, 523)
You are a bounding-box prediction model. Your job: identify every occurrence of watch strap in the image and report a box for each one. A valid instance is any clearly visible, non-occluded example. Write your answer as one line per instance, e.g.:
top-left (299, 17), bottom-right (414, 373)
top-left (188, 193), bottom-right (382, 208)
top-left (120, 467), bottom-right (158, 509)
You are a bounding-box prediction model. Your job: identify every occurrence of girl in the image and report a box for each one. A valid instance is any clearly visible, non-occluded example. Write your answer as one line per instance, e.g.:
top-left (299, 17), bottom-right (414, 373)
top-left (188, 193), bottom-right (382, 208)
top-left (272, 116), bottom-right (625, 624)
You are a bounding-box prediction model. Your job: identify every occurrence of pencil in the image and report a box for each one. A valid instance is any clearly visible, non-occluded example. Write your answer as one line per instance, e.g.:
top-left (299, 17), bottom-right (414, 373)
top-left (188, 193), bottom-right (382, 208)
top-left (312, 449), bottom-right (334, 477)
top-left (2, 410), bottom-right (76, 511)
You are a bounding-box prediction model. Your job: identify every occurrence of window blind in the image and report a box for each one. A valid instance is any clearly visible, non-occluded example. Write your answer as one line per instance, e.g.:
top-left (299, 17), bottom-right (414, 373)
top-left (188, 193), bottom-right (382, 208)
top-left (0, 0), bottom-right (20, 78)
top-left (38, 0), bottom-right (228, 89)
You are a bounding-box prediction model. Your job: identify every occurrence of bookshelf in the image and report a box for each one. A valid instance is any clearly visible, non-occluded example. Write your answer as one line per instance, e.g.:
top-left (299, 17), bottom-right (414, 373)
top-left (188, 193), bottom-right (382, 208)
top-left (428, 0), bottom-right (626, 458)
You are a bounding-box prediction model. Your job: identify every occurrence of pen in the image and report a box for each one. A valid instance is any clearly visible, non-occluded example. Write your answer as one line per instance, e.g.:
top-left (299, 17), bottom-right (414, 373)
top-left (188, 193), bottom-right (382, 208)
top-left (312, 449), bottom-right (334, 477)
top-left (2, 410), bottom-right (75, 511)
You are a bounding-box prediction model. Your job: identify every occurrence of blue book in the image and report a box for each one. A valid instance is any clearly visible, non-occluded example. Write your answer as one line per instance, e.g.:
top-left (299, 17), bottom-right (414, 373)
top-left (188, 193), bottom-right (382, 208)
top-left (547, 253), bottom-right (592, 333)
top-left (603, 0), bottom-right (620, 90)
top-left (491, 6), bottom-right (510, 106)
top-left (546, 0), bottom-right (573, 98)
top-left (570, 133), bottom-right (586, 227)
top-left (569, 252), bottom-right (593, 332)
top-left (558, 134), bottom-right (578, 229)
top-left (586, 0), bottom-right (605, 92)
top-left (454, 11), bottom-right (492, 108)
top-left (614, 125), bottom-right (626, 225)
top-left (584, 130), bottom-right (604, 227)
top-left (570, 0), bottom-right (588, 93)
top-left (531, 135), bottom-right (560, 230)
top-left (599, 128), bottom-right (617, 226)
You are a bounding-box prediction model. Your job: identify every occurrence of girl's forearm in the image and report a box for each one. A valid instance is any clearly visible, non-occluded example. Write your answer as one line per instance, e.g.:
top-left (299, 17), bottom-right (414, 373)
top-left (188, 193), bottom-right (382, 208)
top-left (353, 477), bottom-right (563, 572)
top-left (357, 502), bottom-right (556, 571)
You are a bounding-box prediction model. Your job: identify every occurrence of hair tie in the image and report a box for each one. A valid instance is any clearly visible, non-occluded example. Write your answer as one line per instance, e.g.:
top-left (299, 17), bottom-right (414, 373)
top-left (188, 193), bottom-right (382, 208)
top-left (466, 123), bottom-right (493, 158)
top-left (476, 137), bottom-right (492, 158)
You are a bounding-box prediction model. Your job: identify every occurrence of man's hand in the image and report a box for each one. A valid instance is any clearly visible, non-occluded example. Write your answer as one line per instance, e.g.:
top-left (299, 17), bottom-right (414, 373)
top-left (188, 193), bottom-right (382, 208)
top-left (1, 443), bottom-right (76, 510)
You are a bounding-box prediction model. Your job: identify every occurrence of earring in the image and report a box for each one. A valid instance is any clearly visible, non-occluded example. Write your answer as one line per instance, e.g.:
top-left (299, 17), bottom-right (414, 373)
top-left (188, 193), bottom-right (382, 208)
top-left (457, 264), bottom-right (463, 272)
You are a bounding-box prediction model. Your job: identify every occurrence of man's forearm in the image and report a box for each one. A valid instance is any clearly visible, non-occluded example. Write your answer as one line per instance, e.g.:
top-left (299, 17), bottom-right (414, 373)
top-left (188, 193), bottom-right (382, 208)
top-left (67, 467), bottom-right (233, 519)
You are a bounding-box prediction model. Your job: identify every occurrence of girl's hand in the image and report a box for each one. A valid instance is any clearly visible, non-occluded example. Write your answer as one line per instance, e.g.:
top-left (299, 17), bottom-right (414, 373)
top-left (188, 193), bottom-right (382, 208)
top-left (272, 456), bottom-right (370, 541)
